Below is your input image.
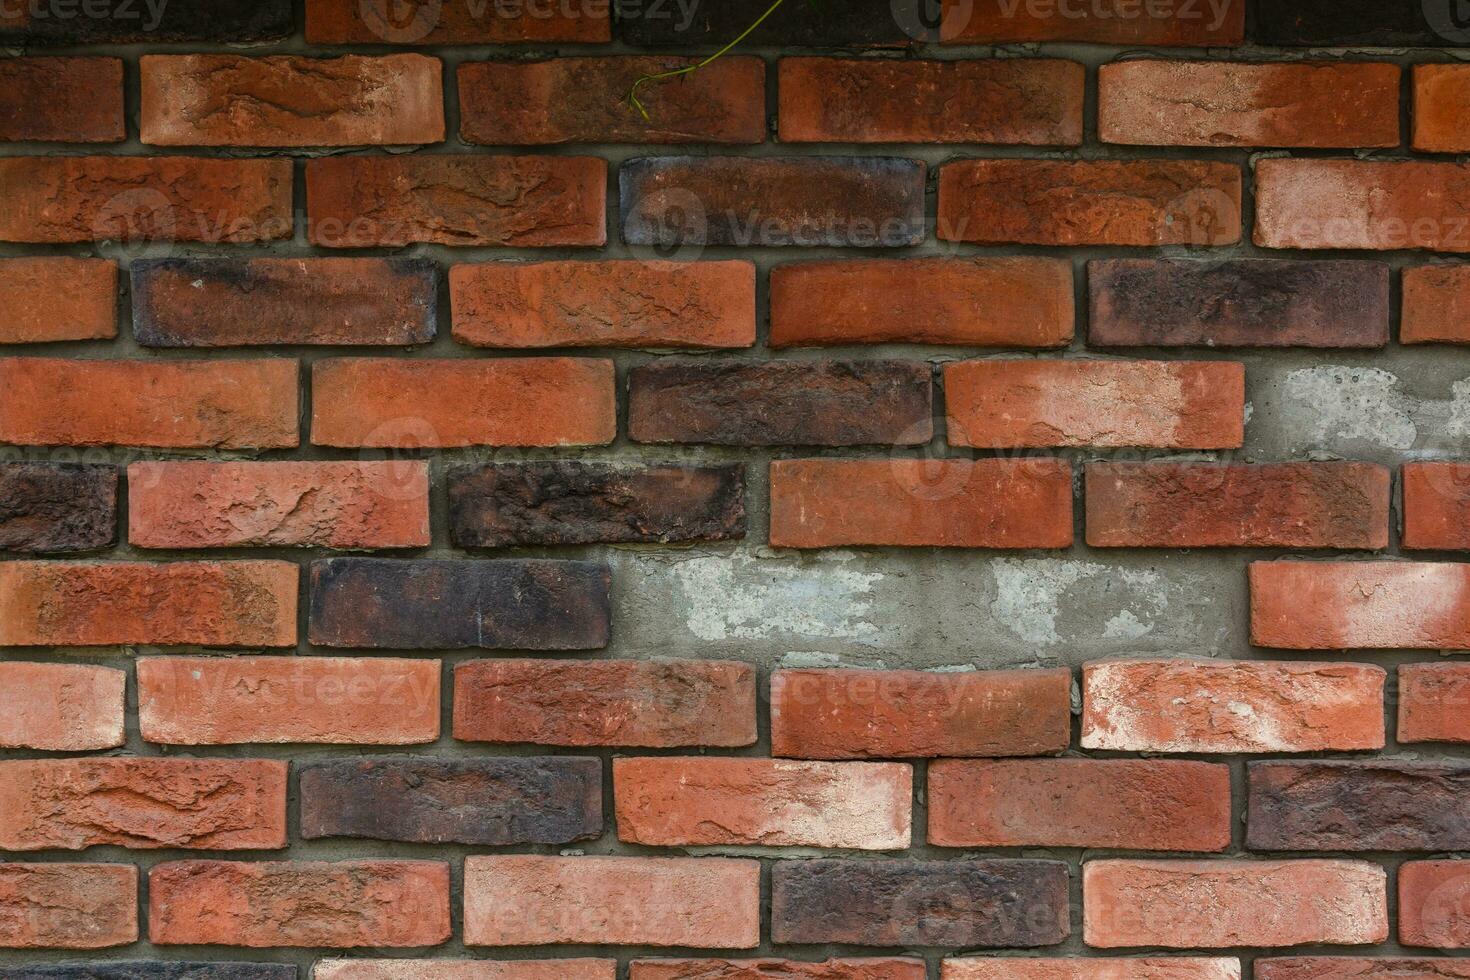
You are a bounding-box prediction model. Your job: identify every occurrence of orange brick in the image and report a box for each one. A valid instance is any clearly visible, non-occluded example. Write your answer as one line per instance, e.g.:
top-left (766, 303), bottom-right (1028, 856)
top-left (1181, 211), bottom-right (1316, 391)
top-left (940, 0), bottom-right (1245, 45)
top-left (0, 863), bottom-right (136, 948)
top-left (943, 960), bottom-right (1241, 980)
top-left (636, 963), bottom-right (925, 980)
top-left (311, 358), bottom-right (615, 448)
top-left (1404, 462), bottom-right (1470, 549)
top-left (0, 560), bottom-right (298, 648)
top-left (1255, 160), bottom-right (1470, 252)
top-left (1404, 266), bottom-right (1470, 343)
top-left (1401, 861), bottom-right (1470, 947)
top-left (1251, 561), bottom-right (1470, 649)
top-left (0, 57), bottom-right (124, 142)
top-left (1255, 961), bottom-right (1470, 980)
top-left (318, 962), bottom-right (616, 980)
top-left (945, 360), bottom-right (1245, 449)
top-left (0, 258), bottom-right (116, 343)
top-left (0, 358), bottom-right (299, 449)
top-left (0, 662), bottom-right (124, 751)
top-left (1399, 663), bottom-right (1470, 744)
top-left (306, 0), bottom-right (609, 44)
top-left (1416, 65), bottom-right (1470, 153)
top-left (769, 458), bottom-right (1074, 549)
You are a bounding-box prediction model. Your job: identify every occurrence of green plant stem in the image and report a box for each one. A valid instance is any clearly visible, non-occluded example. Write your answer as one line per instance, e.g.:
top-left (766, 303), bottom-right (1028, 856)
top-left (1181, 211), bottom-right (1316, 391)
top-left (627, 0), bottom-right (788, 121)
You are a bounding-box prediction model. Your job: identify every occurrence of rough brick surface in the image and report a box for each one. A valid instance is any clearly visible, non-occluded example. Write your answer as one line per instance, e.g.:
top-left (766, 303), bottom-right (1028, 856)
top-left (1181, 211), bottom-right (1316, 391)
top-left (450, 260), bottom-right (755, 349)
top-left (0, 662), bottom-right (124, 752)
top-left (1255, 160), bottom-right (1470, 252)
top-left (632, 962), bottom-right (925, 980)
top-left (1404, 266), bottom-right (1470, 344)
top-left (0, 463), bottom-right (117, 554)
top-left (1255, 961), bottom-right (1470, 980)
top-left (454, 659), bottom-right (757, 748)
top-left (1400, 861), bottom-right (1470, 947)
top-left (0, 57), bottom-right (124, 143)
top-left (1399, 663), bottom-right (1470, 744)
top-left (0, 965), bottom-right (296, 979)
top-left (941, 0), bottom-right (1244, 44)
top-left (1403, 463), bottom-right (1470, 549)
top-left (928, 759), bottom-right (1231, 851)
top-left (0, 257), bottom-right (117, 344)
top-left (1416, 65), bottom-right (1470, 153)
top-left (1250, 561), bottom-right (1470, 649)
top-left (943, 960), bottom-right (1241, 980)
top-left (317, 963), bottom-right (614, 980)
top-left (307, 0), bottom-right (609, 43)
top-left (0, 864), bottom-right (136, 949)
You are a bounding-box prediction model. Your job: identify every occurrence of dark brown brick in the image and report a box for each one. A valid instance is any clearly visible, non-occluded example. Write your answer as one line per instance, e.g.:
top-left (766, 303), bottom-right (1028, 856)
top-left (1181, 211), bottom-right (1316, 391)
top-left (1254, 0), bottom-right (1455, 46)
top-left (621, 157), bottom-right (925, 248)
top-left (771, 860), bottom-right (1069, 947)
top-left (0, 965), bottom-right (295, 979)
top-left (300, 758), bottom-right (601, 846)
top-left (449, 462), bottom-right (746, 547)
top-left (619, 0), bottom-right (911, 47)
top-left (1089, 259), bottom-right (1390, 348)
top-left (0, 464), bottom-right (117, 554)
top-left (309, 558), bottom-right (610, 650)
top-left (1256, 959), bottom-right (1470, 980)
top-left (0, 0), bottom-right (292, 41)
top-left (0, 58), bottom-right (124, 143)
top-left (628, 361), bottom-right (932, 447)
top-left (1248, 762), bottom-right (1470, 852)
top-left (307, 0), bottom-right (608, 43)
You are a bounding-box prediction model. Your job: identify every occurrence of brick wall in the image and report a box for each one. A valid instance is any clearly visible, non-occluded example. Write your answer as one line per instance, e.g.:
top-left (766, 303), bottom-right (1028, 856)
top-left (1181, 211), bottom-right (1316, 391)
top-left (1, 0), bottom-right (1469, 976)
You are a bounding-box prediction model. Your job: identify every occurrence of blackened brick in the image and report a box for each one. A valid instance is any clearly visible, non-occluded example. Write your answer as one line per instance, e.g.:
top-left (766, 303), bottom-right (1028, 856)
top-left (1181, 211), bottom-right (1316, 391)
top-left (0, 464), bottom-right (117, 554)
top-left (1254, 0), bottom-right (1455, 46)
top-left (0, 967), bottom-right (295, 979)
top-left (618, 0), bottom-right (911, 47)
top-left (0, 0), bottom-right (292, 41)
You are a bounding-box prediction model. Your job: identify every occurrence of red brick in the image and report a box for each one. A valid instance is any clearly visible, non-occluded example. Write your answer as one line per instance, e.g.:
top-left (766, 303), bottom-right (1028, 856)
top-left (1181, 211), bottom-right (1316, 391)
top-left (940, 0), bottom-right (1245, 45)
top-left (1085, 462), bottom-right (1390, 548)
top-left (1256, 960), bottom-right (1470, 980)
top-left (311, 357), bottom-right (614, 448)
top-left (769, 458), bottom-right (1074, 549)
top-left (1404, 266), bottom-right (1470, 344)
top-left (943, 960), bottom-right (1241, 980)
top-left (461, 57), bottom-right (763, 145)
top-left (1251, 561), bottom-right (1470, 649)
top-left (0, 358), bottom-right (299, 450)
top-left (0, 863), bottom-right (136, 948)
top-left (0, 57), bottom-right (124, 142)
top-left (1416, 65), bottom-right (1470, 153)
top-left (451, 260), bottom-right (755, 349)
top-left (1255, 160), bottom-right (1470, 252)
top-left (771, 667), bottom-right (1071, 760)
top-left (945, 360), bottom-right (1244, 450)
top-left (779, 58), bottom-right (1083, 145)
top-left (939, 160), bottom-right (1241, 246)
top-left (1399, 663), bottom-right (1470, 744)
top-left (1084, 859), bottom-right (1388, 948)
top-left (138, 656), bottom-right (440, 746)
top-left (0, 156), bottom-right (291, 243)
top-left (464, 856), bottom-right (759, 947)
top-left (1081, 658), bottom-right (1385, 754)
top-left (634, 962), bottom-right (926, 980)
top-left (307, 155), bottom-right (605, 248)
top-left (928, 759), bottom-right (1231, 852)
top-left (128, 461), bottom-right (430, 549)
top-left (1100, 61), bottom-right (1399, 148)
top-left (1404, 462), bottom-right (1470, 549)
top-left (0, 758), bottom-right (286, 851)
top-left (318, 962), bottom-right (616, 980)
top-left (614, 757), bottom-right (912, 850)
top-left (306, 0), bottom-right (609, 44)
top-left (454, 659), bottom-right (756, 748)
top-left (150, 860), bottom-right (450, 948)
top-left (0, 258), bottom-right (115, 344)
top-left (1401, 861), bottom-right (1470, 947)
top-left (0, 662), bottom-right (124, 751)
top-left (141, 55), bottom-right (444, 147)
top-left (770, 258), bottom-right (1073, 348)
top-left (0, 560), bottom-right (298, 648)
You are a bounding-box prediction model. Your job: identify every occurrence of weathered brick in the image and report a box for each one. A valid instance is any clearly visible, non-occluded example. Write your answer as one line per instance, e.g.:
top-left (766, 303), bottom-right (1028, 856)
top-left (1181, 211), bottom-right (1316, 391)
top-left (0, 58), bottom-right (124, 142)
top-left (1400, 861), bottom-right (1470, 947)
top-left (307, 155), bottom-right (604, 247)
top-left (0, 157), bottom-right (291, 243)
top-left (928, 759), bottom-right (1231, 852)
top-left (0, 463), bottom-right (117, 554)
top-left (316, 963), bottom-right (613, 980)
top-left (1251, 561), bottom-right (1470, 649)
top-left (311, 358), bottom-right (615, 448)
top-left (769, 458), bottom-right (1074, 549)
top-left (1400, 662), bottom-right (1470, 744)
top-left (0, 864), bottom-right (136, 948)
top-left (779, 58), bottom-right (1083, 145)
top-left (301, 758), bottom-right (601, 846)
top-left (1084, 860), bottom-right (1388, 948)
top-left (1404, 462), bottom-right (1470, 549)
top-left (621, 157), bottom-right (925, 248)
top-left (1248, 762), bottom-right (1470, 852)
top-left (138, 656), bottom-right (440, 746)
top-left (1085, 462), bottom-right (1390, 548)
top-left (1255, 160), bottom-right (1470, 252)
top-left (464, 856), bottom-right (760, 947)
top-left (128, 461), bottom-right (430, 550)
top-left (632, 962), bottom-right (926, 980)
top-left (309, 558), bottom-right (610, 650)
top-left (942, 0), bottom-right (1245, 45)
top-left (450, 260), bottom-right (755, 349)
top-left (1416, 65), bottom-right (1470, 153)
top-left (0, 965), bottom-right (296, 979)
top-left (619, 0), bottom-right (909, 47)
top-left (1088, 259), bottom-right (1390, 348)
top-left (307, 0), bottom-right (609, 43)
top-left (449, 462), bottom-right (746, 547)
top-left (939, 160), bottom-right (1241, 246)
top-left (0, 257), bottom-right (116, 344)
top-left (614, 757), bottom-right (912, 850)
top-left (772, 859), bottom-right (1069, 947)
top-left (0, 759), bottom-right (286, 851)
top-left (1256, 960), bottom-right (1470, 980)
top-left (1081, 659), bottom-right (1386, 753)
top-left (1254, 0), bottom-right (1452, 46)
top-left (461, 57), bottom-right (763, 145)
top-left (629, 360), bottom-right (932, 447)
top-left (771, 257), bottom-right (1073, 348)
top-left (1100, 61), bottom-right (1398, 148)
top-left (0, 662), bottom-right (124, 752)
top-left (141, 55), bottom-right (443, 147)
top-left (0, 0), bottom-right (291, 41)
top-left (0, 560), bottom-right (298, 648)
top-left (944, 960), bottom-right (1241, 980)
top-left (149, 860), bottom-right (450, 948)
top-left (454, 659), bottom-right (756, 747)
top-left (1404, 266), bottom-right (1470, 344)
top-left (772, 668), bottom-right (1072, 759)
top-left (0, 358), bottom-right (299, 450)
top-left (131, 258), bottom-right (437, 348)
top-left (945, 360), bottom-right (1244, 449)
